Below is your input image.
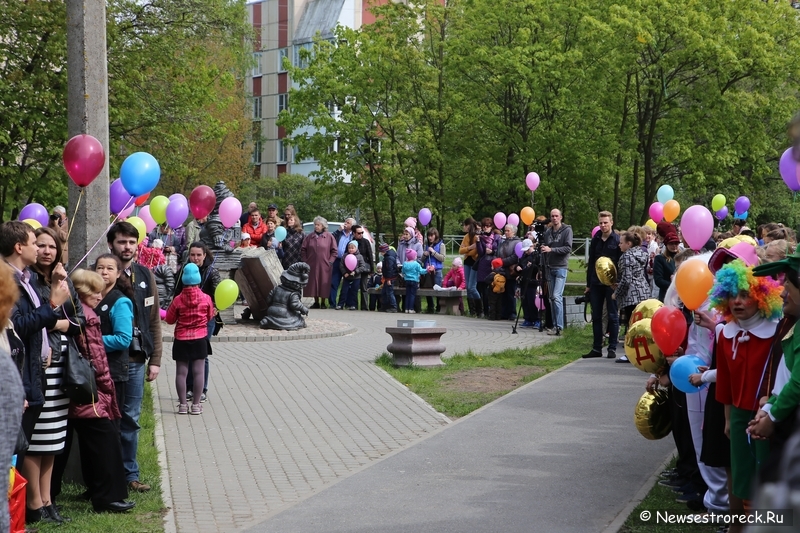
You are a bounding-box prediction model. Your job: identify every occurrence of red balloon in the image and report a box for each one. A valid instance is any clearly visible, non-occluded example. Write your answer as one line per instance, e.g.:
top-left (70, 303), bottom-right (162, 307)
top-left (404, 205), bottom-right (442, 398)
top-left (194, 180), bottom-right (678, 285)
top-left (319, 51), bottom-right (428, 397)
top-left (135, 193), bottom-right (150, 207)
top-left (189, 185), bottom-right (216, 220)
top-left (62, 134), bottom-right (105, 187)
top-left (651, 306), bottom-right (687, 357)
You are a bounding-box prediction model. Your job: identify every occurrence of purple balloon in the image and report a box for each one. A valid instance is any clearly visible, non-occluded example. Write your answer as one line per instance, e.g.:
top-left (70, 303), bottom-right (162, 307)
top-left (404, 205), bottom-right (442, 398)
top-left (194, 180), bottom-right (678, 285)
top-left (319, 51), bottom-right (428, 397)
top-left (18, 203), bottom-right (49, 227)
top-left (779, 148), bottom-right (800, 192)
top-left (508, 213), bottom-right (520, 227)
top-left (514, 241), bottom-right (524, 258)
top-left (715, 206), bottom-right (728, 220)
top-left (169, 193), bottom-right (186, 204)
top-left (165, 199), bottom-right (189, 228)
top-left (418, 208), bottom-right (432, 226)
top-left (734, 196), bottom-right (750, 214)
top-left (110, 179), bottom-right (134, 215)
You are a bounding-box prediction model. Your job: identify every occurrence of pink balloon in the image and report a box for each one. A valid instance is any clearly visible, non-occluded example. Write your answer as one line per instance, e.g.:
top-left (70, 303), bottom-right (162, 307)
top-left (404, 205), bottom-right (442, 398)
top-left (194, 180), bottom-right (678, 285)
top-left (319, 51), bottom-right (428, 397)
top-left (344, 253), bottom-right (357, 271)
top-left (139, 205), bottom-right (157, 233)
top-left (159, 308), bottom-right (167, 320)
top-left (494, 212), bottom-right (507, 229)
top-left (63, 134), bottom-right (105, 187)
top-left (648, 202), bottom-right (664, 222)
top-left (507, 213), bottom-right (520, 227)
top-left (118, 202), bottom-right (135, 220)
top-left (219, 197), bottom-right (242, 228)
top-left (526, 172), bottom-right (540, 191)
top-left (592, 225), bottom-right (600, 237)
top-left (680, 205), bottom-right (714, 251)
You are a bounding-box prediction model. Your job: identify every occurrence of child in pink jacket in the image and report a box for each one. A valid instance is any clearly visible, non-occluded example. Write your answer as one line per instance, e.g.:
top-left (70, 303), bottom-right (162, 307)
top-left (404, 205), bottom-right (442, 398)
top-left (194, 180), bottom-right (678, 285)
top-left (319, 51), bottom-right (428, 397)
top-left (443, 257), bottom-right (466, 313)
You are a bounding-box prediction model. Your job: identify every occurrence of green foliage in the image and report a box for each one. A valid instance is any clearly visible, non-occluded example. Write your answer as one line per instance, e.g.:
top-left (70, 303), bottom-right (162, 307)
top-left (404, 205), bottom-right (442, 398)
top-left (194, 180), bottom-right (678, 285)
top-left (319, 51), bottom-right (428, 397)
top-left (283, 0), bottom-right (800, 236)
top-left (238, 173), bottom-right (347, 224)
top-left (375, 325), bottom-right (591, 418)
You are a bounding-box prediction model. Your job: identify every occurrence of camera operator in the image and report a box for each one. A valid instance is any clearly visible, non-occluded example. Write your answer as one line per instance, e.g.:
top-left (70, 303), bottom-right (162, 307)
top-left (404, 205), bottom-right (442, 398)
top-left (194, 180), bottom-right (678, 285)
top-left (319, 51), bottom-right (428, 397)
top-left (541, 209), bottom-right (572, 336)
top-left (48, 206), bottom-right (68, 265)
top-left (583, 211), bottom-right (621, 359)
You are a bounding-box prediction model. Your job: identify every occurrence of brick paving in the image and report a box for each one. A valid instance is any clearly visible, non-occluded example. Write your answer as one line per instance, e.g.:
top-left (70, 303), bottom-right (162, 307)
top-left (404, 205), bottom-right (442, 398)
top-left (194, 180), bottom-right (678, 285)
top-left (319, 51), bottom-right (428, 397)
top-left (154, 310), bottom-right (552, 532)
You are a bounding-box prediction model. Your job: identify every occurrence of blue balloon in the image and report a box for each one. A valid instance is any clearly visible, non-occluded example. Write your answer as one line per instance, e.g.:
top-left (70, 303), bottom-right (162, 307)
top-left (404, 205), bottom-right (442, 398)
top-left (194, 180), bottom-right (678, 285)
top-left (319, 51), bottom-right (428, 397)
top-left (733, 210), bottom-right (748, 220)
top-left (656, 184), bottom-right (674, 204)
top-left (120, 152), bottom-right (161, 197)
top-left (669, 355), bottom-right (708, 394)
top-left (275, 226), bottom-right (287, 242)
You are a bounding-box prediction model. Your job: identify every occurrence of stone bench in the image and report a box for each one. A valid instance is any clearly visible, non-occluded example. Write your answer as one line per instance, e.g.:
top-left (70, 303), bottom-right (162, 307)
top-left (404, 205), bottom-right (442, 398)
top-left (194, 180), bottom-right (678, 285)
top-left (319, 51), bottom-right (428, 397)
top-left (368, 288), bottom-right (466, 315)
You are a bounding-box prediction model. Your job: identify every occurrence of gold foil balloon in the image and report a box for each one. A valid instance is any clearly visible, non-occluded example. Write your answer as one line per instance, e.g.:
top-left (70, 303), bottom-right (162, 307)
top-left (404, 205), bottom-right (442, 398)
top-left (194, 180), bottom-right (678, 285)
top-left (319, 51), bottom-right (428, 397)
top-left (634, 389), bottom-right (672, 440)
top-left (624, 318), bottom-right (667, 374)
top-left (630, 299), bottom-right (663, 325)
top-left (595, 257), bottom-right (617, 286)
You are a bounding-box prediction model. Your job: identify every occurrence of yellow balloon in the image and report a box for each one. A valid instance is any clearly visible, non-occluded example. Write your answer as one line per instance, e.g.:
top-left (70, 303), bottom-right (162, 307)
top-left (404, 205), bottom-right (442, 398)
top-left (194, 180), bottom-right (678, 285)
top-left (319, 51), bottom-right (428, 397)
top-left (645, 219), bottom-right (657, 230)
top-left (711, 194), bottom-right (726, 212)
top-left (22, 219), bottom-right (42, 229)
top-left (631, 299), bottom-right (663, 325)
top-left (149, 195), bottom-right (169, 225)
top-left (624, 318), bottom-right (667, 374)
top-left (126, 216), bottom-right (147, 244)
top-left (634, 389), bottom-right (672, 440)
top-left (520, 206), bottom-right (535, 226)
top-left (215, 279), bottom-right (239, 311)
top-left (595, 257), bottom-right (617, 286)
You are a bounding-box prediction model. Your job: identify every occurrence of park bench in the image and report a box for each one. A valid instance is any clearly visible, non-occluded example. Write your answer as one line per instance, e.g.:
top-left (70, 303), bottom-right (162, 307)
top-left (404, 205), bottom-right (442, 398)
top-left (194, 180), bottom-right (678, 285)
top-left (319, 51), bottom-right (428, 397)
top-left (367, 287), bottom-right (467, 315)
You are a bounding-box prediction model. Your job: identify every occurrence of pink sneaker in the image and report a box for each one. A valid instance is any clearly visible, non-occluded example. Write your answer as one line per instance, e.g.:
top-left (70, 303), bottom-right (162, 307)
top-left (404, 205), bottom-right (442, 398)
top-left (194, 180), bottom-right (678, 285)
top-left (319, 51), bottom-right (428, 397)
top-left (190, 404), bottom-right (203, 415)
top-left (178, 404), bottom-right (188, 415)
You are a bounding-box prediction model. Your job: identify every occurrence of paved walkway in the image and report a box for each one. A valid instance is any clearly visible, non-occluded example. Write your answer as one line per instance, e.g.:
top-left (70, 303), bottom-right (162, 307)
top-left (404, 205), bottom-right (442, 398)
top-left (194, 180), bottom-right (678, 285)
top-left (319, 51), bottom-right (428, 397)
top-left (155, 310), bottom-right (554, 532)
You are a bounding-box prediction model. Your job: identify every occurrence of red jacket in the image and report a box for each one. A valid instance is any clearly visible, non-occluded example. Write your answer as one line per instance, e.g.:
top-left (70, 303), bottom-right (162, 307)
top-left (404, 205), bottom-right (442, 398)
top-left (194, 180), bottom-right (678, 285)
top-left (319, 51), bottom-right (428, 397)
top-left (166, 286), bottom-right (215, 340)
top-left (443, 266), bottom-right (465, 289)
top-left (715, 319), bottom-right (777, 411)
top-left (70, 306), bottom-right (121, 420)
top-left (242, 220), bottom-right (268, 247)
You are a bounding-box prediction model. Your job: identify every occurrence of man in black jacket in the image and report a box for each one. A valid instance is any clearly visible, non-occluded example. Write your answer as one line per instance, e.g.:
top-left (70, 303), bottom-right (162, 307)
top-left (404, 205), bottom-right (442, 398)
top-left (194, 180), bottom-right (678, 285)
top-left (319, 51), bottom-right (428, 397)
top-left (583, 211), bottom-right (621, 359)
top-left (330, 218), bottom-right (355, 308)
top-left (351, 225), bottom-right (374, 310)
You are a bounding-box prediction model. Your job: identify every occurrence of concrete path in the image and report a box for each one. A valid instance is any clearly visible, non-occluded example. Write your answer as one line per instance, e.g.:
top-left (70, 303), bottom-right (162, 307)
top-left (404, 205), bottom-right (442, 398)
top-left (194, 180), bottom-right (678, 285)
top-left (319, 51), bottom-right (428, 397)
top-left (155, 310), bottom-right (554, 532)
top-left (245, 359), bottom-right (674, 533)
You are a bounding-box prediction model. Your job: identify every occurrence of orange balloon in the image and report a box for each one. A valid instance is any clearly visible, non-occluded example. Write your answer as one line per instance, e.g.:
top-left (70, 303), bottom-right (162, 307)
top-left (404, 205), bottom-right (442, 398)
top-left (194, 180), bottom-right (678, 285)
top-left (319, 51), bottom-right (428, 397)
top-left (663, 199), bottom-right (680, 222)
top-left (520, 207), bottom-right (535, 226)
top-left (675, 260), bottom-right (714, 310)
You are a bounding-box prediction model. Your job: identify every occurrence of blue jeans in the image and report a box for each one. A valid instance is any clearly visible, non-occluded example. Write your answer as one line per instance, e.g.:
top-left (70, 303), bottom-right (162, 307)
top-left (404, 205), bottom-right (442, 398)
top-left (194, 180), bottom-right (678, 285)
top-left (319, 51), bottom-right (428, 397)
top-left (405, 281), bottom-right (419, 312)
top-left (338, 276), bottom-right (358, 308)
top-left (329, 258), bottom-right (343, 307)
top-left (589, 285), bottom-right (619, 353)
top-left (382, 281), bottom-right (397, 310)
top-left (465, 265), bottom-right (481, 300)
top-left (548, 268), bottom-right (567, 329)
top-left (121, 361), bottom-right (145, 482)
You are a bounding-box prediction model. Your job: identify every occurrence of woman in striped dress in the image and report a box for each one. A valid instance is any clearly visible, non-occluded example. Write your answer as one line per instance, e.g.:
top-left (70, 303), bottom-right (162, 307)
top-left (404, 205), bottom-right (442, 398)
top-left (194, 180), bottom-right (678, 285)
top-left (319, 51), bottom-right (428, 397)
top-left (27, 227), bottom-right (84, 524)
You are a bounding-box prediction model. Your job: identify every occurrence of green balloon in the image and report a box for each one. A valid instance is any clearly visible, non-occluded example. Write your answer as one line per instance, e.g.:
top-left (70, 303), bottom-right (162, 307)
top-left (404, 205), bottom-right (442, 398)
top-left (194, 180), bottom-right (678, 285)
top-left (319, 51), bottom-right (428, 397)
top-left (215, 279), bottom-right (239, 311)
top-left (711, 194), bottom-right (726, 212)
top-left (149, 195), bottom-right (170, 225)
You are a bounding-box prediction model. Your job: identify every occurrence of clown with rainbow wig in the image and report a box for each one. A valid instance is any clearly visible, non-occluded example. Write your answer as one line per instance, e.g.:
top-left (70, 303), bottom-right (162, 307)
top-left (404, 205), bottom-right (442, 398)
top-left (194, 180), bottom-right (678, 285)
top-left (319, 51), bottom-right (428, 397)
top-left (708, 259), bottom-right (783, 513)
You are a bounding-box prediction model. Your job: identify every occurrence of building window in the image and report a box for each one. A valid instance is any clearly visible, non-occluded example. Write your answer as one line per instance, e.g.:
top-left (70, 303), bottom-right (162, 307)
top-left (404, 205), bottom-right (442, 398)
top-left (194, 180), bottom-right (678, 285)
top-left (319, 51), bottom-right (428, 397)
top-left (253, 97), bottom-right (262, 120)
top-left (278, 48), bottom-right (289, 72)
top-left (252, 140), bottom-right (262, 164)
top-left (278, 140), bottom-right (288, 163)
top-left (252, 52), bottom-right (263, 77)
top-left (278, 93), bottom-right (288, 114)
top-left (293, 43), bottom-right (313, 68)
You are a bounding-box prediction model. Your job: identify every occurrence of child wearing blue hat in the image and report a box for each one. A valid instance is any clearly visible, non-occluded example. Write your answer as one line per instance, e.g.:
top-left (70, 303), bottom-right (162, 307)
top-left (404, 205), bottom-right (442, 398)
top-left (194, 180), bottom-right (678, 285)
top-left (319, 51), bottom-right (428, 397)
top-left (166, 263), bottom-right (215, 415)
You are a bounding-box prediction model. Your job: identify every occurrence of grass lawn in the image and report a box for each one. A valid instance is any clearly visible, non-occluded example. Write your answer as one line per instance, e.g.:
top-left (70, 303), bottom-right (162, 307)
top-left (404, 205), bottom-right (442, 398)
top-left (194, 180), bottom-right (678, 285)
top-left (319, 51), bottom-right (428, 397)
top-left (619, 458), bottom-right (717, 533)
top-left (376, 325), bottom-right (592, 418)
top-left (36, 382), bottom-right (165, 533)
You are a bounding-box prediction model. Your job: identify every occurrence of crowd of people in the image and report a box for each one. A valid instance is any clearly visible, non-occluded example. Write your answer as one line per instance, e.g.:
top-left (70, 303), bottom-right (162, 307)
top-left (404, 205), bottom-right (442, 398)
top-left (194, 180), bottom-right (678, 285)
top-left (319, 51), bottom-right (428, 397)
top-left (585, 208), bottom-right (800, 531)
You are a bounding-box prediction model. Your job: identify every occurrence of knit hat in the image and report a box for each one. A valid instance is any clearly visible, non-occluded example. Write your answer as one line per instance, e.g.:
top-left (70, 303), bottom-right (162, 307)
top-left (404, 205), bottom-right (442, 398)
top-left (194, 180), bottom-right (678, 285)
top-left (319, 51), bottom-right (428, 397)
top-left (491, 258), bottom-right (503, 269)
top-left (405, 217), bottom-right (417, 229)
top-left (406, 249), bottom-right (417, 261)
top-left (182, 263), bottom-right (201, 286)
top-left (378, 243), bottom-right (390, 253)
top-left (452, 257), bottom-right (463, 268)
top-left (347, 241), bottom-right (358, 250)
top-left (656, 221), bottom-right (680, 245)
top-left (404, 226), bottom-right (415, 239)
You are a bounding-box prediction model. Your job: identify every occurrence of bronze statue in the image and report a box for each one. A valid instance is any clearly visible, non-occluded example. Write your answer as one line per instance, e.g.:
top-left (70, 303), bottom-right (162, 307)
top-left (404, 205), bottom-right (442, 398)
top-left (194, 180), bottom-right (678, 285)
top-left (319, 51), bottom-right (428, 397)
top-left (260, 263), bottom-right (311, 330)
top-left (199, 181), bottom-right (237, 252)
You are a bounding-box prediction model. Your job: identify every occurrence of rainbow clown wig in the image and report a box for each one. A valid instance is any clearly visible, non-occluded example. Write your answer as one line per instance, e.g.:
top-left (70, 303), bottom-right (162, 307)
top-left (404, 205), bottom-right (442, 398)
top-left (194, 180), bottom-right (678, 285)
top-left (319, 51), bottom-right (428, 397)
top-left (708, 259), bottom-right (782, 322)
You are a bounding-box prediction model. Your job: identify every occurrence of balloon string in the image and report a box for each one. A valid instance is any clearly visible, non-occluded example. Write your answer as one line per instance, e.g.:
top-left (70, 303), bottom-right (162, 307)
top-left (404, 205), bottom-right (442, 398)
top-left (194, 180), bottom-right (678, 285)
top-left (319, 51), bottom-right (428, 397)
top-left (68, 196), bottom-right (135, 275)
top-left (66, 188), bottom-right (85, 240)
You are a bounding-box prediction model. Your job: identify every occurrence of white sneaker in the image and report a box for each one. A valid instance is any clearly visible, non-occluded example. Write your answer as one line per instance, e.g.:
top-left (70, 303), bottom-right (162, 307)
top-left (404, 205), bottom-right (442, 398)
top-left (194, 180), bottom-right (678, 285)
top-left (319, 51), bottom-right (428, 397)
top-left (408, 310), bottom-right (416, 314)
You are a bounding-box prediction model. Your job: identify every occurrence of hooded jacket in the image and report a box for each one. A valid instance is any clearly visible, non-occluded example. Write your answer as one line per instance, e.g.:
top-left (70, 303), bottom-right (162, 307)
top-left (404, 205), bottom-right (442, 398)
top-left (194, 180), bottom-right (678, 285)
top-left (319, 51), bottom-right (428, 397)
top-left (614, 245), bottom-right (651, 308)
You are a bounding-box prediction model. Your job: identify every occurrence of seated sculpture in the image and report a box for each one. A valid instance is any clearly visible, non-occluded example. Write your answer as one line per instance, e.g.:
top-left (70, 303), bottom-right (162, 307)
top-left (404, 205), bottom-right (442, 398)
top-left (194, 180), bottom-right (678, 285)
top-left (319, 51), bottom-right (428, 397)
top-left (260, 262), bottom-right (310, 331)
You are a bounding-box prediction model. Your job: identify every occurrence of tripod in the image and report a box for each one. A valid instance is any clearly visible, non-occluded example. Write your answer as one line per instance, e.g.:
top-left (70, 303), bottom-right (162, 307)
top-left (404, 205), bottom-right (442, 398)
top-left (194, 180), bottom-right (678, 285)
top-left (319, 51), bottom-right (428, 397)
top-left (511, 250), bottom-right (539, 334)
